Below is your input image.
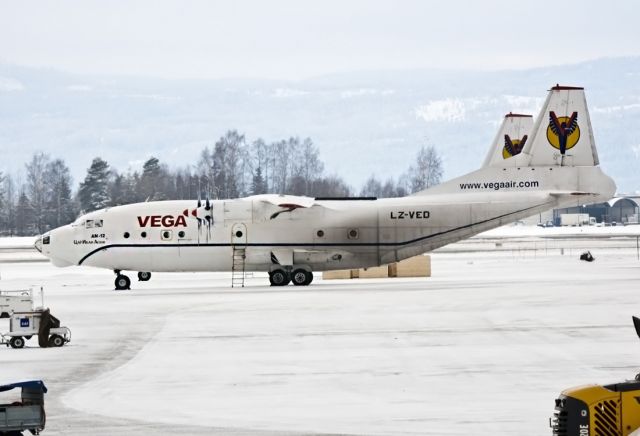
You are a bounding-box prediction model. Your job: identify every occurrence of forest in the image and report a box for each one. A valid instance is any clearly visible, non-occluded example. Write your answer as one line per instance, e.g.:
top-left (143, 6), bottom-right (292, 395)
top-left (0, 130), bottom-right (442, 236)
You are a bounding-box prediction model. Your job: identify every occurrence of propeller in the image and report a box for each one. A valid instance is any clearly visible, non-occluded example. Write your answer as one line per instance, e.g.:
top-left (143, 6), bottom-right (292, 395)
top-left (191, 196), bottom-right (214, 243)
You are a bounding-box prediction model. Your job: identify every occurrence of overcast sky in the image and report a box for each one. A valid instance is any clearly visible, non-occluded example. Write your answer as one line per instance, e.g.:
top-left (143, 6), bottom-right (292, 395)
top-left (1, 0), bottom-right (639, 80)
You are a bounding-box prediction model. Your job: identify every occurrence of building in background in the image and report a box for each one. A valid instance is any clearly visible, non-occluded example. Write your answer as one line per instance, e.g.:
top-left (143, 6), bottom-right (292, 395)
top-left (552, 195), bottom-right (640, 225)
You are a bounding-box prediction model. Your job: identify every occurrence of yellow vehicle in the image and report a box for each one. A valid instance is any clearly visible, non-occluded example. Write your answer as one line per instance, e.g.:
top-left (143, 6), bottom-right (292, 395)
top-left (550, 317), bottom-right (640, 435)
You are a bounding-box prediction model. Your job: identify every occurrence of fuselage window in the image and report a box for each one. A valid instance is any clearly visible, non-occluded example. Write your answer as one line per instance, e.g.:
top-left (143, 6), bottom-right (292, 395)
top-left (178, 231), bottom-right (185, 238)
top-left (162, 230), bottom-right (172, 241)
top-left (124, 232), bottom-right (130, 239)
top-left (141, 231), bottom-right (147, 238)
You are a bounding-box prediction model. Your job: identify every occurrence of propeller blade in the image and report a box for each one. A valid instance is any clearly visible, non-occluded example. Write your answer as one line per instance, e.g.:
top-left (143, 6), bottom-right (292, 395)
top-left (205, 198), bottom-right (211, 211)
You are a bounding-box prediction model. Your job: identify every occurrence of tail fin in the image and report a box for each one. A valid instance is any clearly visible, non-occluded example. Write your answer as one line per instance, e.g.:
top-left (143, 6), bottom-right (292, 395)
top-left (521, 85), bottom-right (598, 167)
top-left (482, 113), bottom-right (533, 167)
top-left (411, 84), bottom-right (615, 199)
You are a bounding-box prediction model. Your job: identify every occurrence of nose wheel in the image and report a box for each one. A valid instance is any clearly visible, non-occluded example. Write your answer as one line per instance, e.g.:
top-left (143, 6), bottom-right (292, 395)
top-left (114, 271), bottom-right (131, 290)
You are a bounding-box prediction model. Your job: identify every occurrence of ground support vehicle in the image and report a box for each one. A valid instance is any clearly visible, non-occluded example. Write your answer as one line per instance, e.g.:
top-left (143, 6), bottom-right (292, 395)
top-left (0, 380), bottom-right (47, 435)
top-left (1, 310), bottom-right (70, 349)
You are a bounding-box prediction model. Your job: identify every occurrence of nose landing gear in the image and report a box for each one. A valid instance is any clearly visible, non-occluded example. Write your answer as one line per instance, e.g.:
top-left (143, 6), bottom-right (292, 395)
top-left (114, 270), bottom-right (131, 291)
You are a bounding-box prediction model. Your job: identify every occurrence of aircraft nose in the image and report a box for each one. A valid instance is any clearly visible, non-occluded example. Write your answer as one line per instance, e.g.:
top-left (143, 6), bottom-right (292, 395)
top-left (34, 235), bottom-right (43, 253)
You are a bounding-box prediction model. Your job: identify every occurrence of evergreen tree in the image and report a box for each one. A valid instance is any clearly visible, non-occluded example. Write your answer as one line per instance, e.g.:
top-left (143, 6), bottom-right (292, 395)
top-left (78, 158), bottom-right (111, 212)
top-left (138, 157), bottom-right (163, 200)
top-left (251, 166), bottom-right (267, 195)
top-left (15, 191), bottom-right (34, 236)
top-left (45, 159), bottom-right (76, 228)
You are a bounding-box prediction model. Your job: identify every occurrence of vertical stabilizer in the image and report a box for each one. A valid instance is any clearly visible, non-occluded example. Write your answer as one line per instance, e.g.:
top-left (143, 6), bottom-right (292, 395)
top-left (524, 85), bottom-right (599, 167)
top-left (482, 113), bottom-right (533, 167)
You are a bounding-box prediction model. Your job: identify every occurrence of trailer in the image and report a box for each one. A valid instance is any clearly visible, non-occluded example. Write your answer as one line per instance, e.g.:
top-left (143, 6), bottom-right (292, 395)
top-left (1, 310), bottom-right (71, 349)
top-left (0, 290), bottom-right (33, 319)
top-left (560, 213), bottom-right (591, 226)
top-left (0, 380), bottom-right (47, 435)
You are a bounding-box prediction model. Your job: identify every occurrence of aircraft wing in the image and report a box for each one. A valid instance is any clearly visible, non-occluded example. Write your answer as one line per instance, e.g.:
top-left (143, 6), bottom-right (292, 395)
top-left (254, 194), bottom-right (317, 209)
top-left (252, 194), bottom-right (331, 220)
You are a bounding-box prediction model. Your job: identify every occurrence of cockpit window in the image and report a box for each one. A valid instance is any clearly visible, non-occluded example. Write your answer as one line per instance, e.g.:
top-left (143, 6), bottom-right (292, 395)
top-left (86, 219), bottom-right (103, 229)
top-left (43, 236), bottom-right (50, 245)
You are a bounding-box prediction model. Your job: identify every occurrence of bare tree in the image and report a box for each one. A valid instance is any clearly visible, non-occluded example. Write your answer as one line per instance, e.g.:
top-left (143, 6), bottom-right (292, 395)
top-left (408, 145), bottom-right (443, 193)
top-left (310, 175), bottom-right (352, 197)
top-left (270, 139), bottom-right (290, 194)
top-left (360, 174), bottom-right (383, 197)
top-left (0, 171), bottom-right (5, 233)
top-left (3, 173), bottom-right (18, 235)
top-left (199, 130), bottom-right (248, 199)
top-left (289, 137), bottom-right (324, 196)
top-left (25, 153), bottom-right (50, 234)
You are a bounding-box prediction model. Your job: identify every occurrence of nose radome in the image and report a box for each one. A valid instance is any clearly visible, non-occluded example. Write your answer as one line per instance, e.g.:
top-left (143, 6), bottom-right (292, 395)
top-left (34, 235), bottom-right (43, 253)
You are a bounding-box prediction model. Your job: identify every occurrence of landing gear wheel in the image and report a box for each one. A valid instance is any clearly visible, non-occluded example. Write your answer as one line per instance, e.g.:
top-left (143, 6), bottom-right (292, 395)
top-left (9, 336), bottom-right (25, 349)
top-left (48, 334), bottom-right (65, 347)
top-left (291, 269), bottom-right (313, 286)
top-left (269, 269), bottom-right (290, 286)
top-left (137, 271), bottom-right (152, 282)
top-left (115, 274), bottom-right (131, 290)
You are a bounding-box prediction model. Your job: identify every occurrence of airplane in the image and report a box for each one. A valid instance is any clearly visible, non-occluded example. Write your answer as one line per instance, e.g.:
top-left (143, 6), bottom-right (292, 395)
top-left (35, 85), bottom-right (616, 290)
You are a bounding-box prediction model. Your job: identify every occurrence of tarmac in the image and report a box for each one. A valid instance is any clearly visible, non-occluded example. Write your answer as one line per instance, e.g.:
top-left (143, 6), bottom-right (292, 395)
top-left (1, 240), bottom-right (639, 435)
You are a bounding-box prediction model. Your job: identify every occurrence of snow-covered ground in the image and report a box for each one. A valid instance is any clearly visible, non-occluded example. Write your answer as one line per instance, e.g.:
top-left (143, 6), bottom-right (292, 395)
top-left (0, 236), bottom-right (36, 248)
top-left (479, 223), bottom-right (640, 238)
top-left (1, 242), bottom-right (640, 435)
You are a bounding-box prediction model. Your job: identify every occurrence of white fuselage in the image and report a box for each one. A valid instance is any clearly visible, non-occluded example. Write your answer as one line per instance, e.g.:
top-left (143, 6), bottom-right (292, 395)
top-left (38, 165), bottom-right (616, 274)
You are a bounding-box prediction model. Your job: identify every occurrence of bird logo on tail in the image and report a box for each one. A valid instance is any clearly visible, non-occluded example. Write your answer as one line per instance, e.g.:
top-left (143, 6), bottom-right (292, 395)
top-left (547, 111), bottom-right (580, 155)
top-left (502, 134), bottom-right (528, 159)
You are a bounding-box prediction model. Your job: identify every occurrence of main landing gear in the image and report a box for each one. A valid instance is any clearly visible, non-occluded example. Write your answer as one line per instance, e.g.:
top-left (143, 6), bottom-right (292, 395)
top-left (137, 271), bottom-right (152, 282)
top-left (269, 268), bottom-right (313, 287)
top-left (113, 270), bottom-right (152, 290)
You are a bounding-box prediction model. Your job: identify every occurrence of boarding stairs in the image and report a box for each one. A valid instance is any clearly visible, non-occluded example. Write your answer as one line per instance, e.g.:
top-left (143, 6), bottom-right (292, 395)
top-left (231, 247), bottom-right (246, 288)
